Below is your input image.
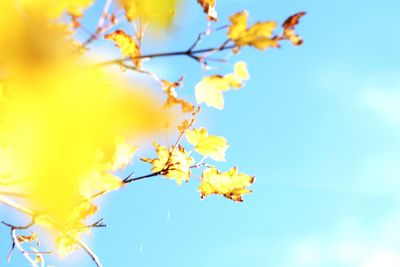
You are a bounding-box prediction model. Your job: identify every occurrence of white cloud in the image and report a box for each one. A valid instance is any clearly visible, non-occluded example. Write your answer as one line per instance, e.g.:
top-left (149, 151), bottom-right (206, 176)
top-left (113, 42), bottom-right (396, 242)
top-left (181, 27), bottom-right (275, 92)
top-left (363, 250), bottom-right (400, 267)
top-left (292, 239), bottom-right (323, 266)
top-left (334, 240), bottom-right (366, 264)
top-left (360, 88), bottom-right (400, 124)
top-left (287, 213), bottom-right (400, 267)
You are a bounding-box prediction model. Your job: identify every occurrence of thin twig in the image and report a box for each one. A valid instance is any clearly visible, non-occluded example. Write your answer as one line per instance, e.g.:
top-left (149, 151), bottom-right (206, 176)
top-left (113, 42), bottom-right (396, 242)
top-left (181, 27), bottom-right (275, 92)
top-left (0, 191), bottom-right (30, 198)
top-left (85, 218), bottom-right (107, 229)
top-left (77, 239), bottom-right (103, 267)
top-left (97, 0), bottom-right (113, 30)
top-left (0, 195), bottom-right (34, 216)
top-left (171, 107), bottom-right (199, 154)
top-left (93, 43), bottom-right (236, 68)
top-left (122, 171), bottom-right (163, 184)
top-left (11, 229), bottom-right (38, 267)
top-left (81, 0), bottom-right (118, 47)
top-left (2, 217), bottom-right (35, 230)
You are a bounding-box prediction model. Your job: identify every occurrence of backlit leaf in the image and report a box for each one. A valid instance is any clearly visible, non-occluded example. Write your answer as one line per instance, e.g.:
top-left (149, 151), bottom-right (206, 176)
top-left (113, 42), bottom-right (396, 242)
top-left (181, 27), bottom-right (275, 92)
top-left (162, 79), bottom-right (195, 113)
top-left (118, 0), bottom-right (177, 27)
top-left (197, 0), bottom-right (217, 21)
top-left (186, 128), bottom-right (228, 161)
top-left (142, 143), bottom-right (194, 185)
top-left (195, 61), bottom-right (249, 109)
top-left (228, 11), bottom-right (279, 51)
top-left (282, 12), bottom-right (306, 45)
top-left (105, 29), bottom-right (141, 67)
top-left (199, 167), bottom-right (254, 202)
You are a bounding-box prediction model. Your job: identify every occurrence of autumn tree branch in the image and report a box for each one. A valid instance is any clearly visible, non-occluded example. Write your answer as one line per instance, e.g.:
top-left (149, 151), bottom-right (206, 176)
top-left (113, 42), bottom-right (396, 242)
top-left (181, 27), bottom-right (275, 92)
top-left (2, 218), bottom-right (38, 266)
top-left (77, 239), bottom-right (103, 267)
top-left (93, 41), bottom-right (235, 68)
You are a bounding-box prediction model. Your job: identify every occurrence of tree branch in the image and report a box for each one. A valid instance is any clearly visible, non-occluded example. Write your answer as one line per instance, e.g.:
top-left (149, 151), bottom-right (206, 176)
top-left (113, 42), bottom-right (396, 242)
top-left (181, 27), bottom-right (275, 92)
top-left (93, 42), bottom-right (235, 68)
top-left (10, 228), bottom-right (38, 267)
top-left (2, 219), bottom-right (38, 266)
top-left (77, 239), bottom-right (103, 267)
top-left (0, 195), bottom-right (35, 217)
top-left (0, 191), bottom-right (30, 198)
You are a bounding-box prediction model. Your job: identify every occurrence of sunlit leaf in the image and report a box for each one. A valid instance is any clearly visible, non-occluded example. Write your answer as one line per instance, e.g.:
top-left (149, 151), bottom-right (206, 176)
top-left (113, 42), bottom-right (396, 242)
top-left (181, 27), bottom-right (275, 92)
top-left (17, 232), bottom-right (38, 244)
top-left (142, 143), bottom-right (194, 185)
top-left (105, 29), bottom-right (141, 67)
top-left (197, 0), bottom-right (217, 21)
top-left (162, 79), bottom-right (195, 113)
top-left (282, 12), bottom-right (306, 45)
top-left (186, 128), bottom-right (228, 161)
top-left (195, 61), bottom-right (250, 109)
top-left (228, 10), bottom-right (279, 51)
top-left (117, 0), bottom-right (178, 27)
top-left (199, 167), bottom-right (254, 202)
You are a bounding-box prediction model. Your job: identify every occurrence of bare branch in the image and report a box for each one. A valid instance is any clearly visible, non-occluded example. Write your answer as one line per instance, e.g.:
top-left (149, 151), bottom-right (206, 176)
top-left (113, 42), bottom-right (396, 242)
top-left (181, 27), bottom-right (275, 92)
top-left (93, 42), bottom-right (236, 68)
top-left (0, 195), bottom-right (35, 217)
top-left (11, 229), bottom-right (38, 266)
top-left (77, 239), bottom-right (103, 267)
top-left (0, 191), bottom-right (30, 198)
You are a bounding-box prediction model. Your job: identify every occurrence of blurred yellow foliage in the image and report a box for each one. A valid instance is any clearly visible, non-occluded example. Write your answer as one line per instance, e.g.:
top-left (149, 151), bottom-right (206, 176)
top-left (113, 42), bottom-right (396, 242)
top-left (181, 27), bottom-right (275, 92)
top-left (18, 0), bottom-right (94, 17)
top-left (0, 0), bottom-right (168, 256)
top-left (118, 0), bottom-right (178, 27)
top-left (0, 0), bottom-right (304, 261)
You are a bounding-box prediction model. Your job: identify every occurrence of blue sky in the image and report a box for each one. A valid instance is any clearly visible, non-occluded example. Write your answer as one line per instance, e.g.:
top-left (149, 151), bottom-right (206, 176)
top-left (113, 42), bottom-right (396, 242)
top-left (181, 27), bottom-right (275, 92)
top-left (2, 0), bottom-right (400, 266)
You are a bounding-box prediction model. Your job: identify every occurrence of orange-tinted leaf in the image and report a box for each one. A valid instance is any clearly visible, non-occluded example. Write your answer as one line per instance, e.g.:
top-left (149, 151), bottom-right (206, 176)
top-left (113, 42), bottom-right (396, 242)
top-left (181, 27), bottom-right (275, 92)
top-left (197, 0), bottom-right (217, 21)
top-left (17, 232), bottom-right (38, 244)
top-left (282, 12), bottom-right (306, 46)
top-left (282, 11), bottom-right (306, 30)
top-left (162, 79), bottom-right (195, 113)
top-left (104, 29), bottom-right (141, 66)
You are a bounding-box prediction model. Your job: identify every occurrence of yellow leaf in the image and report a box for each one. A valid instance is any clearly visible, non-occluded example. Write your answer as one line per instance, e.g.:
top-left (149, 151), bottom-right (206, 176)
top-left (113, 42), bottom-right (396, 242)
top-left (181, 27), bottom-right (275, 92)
top-left (112, 139), bottom-right (137, 171)
top-left (224, 61), bottom-right (250, 89)
top-left (56, 230), bottom-right (80, 257)
top-left (17, 232), bottom-right (38, 244)
top-left (35, 215), bottom-right (54, 228)
top-left (105, 29), bottom-right (141, 67)
top-left (228, 10), bottom-right (248, 40)
top-left (55, 200), bottom-right (99, 256)
top-left (197, 0), bottom-right (217, 21)
top-left (31, 247), bottom-right (45, 264)
top-left (118, 0), bottom-right (177, 27)
top-left (0, 83), bottom-right (5, 102)
top-left (228, 11), bottom-right (279, 50)
top-left (234, 61), bottom-right (250, 80)
top-left (195, 75), bottom-right (227, 110)
top-left (177, 119), bottom-right (190, 132)
top-left (0, 59), bottom-right (168, 256)
top-left (162, 79), bottom-right (195, 113)
top-left (199, 167), bottom-right (254, 202)
top-left (142, 143), bottom-right (194, 185)
top-left (195, 62), bottom-right (249, 109)
top-left (186, 128), bottom-right (228, 161)
top-left (81, 172), bottom-right (123, 198)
